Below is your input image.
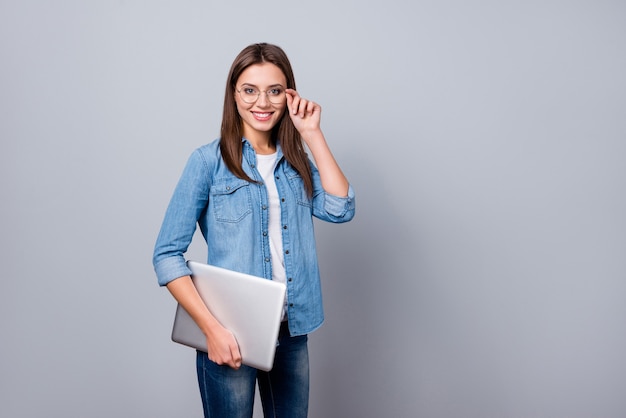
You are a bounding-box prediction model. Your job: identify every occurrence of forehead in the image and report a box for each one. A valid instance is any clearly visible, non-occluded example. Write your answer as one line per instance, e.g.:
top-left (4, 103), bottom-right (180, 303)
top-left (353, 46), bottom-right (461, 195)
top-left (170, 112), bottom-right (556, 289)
top-left (236, 62), bottom-right (286, 87)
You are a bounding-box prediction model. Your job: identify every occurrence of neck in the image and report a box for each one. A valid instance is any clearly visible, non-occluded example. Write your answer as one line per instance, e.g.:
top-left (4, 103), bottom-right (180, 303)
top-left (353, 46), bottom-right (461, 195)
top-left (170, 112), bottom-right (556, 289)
top-left (245, 132), bottom-right (275, 155)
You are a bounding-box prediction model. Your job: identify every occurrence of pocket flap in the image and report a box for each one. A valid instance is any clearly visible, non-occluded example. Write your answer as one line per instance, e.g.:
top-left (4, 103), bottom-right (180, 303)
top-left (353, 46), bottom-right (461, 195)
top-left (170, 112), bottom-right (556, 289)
top-left (211, 178), bottom-right (250, 196)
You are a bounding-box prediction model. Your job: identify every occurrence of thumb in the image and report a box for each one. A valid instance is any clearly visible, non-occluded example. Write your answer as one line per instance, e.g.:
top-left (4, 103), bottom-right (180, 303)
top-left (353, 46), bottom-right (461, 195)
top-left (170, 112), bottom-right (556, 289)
top-left (285, 91), bottom-right (294, 113)
top-left (229, 335), bottom-right (242, 369)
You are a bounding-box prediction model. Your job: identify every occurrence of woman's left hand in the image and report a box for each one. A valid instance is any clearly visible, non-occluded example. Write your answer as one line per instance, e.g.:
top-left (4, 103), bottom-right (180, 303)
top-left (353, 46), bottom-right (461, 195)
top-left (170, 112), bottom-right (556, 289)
top-left (285, 89), bottom-right (350, 197)
top-left (286, 89), bottom-right (322, 138)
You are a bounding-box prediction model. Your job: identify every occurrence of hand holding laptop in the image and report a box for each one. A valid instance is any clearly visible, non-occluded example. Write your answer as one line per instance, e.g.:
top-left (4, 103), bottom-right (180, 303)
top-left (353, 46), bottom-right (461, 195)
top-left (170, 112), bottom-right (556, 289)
top-left (204, 320), bottom-right (242, 369)
top-left (166, 273), bottom-right (243, 369)
top-left (170, 261), bottom-right (287, 372)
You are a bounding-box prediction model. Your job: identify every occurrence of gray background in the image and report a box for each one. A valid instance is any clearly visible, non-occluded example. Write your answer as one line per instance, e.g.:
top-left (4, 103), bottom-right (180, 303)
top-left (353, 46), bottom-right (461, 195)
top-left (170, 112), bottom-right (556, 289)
top-left (1, 1), bottom-right (625, 417)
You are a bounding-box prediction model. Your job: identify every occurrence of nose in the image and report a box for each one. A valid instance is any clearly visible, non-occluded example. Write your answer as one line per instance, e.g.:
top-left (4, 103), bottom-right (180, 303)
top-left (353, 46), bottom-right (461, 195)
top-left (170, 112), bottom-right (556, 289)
top-left (256, 91), bottom-right (270, 107)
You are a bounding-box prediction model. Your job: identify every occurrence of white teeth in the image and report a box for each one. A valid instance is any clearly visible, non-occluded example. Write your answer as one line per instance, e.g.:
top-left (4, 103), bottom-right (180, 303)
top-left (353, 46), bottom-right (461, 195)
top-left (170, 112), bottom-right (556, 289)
top-left (253, 112), bottom-right (271, 117)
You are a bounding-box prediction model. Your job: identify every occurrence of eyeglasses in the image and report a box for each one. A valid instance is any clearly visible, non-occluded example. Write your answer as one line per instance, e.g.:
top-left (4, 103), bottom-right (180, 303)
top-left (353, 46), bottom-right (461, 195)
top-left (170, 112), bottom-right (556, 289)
top-left (236, 85), bottom-right (286, 104)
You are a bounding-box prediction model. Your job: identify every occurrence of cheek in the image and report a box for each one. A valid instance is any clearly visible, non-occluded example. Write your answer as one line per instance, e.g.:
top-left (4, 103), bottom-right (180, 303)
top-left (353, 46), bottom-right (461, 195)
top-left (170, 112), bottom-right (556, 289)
top-left (274, 106), bottom-right (286, 119)
top-left (235, 101), bottom-right (253, 118)
top-left (234, 94), bottom-right (250, 110)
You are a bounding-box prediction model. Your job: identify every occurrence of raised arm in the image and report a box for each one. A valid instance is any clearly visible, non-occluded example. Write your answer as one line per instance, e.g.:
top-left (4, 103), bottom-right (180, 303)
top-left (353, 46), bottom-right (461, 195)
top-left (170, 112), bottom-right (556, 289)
top-left (286, 89), bottom-right (349, 197)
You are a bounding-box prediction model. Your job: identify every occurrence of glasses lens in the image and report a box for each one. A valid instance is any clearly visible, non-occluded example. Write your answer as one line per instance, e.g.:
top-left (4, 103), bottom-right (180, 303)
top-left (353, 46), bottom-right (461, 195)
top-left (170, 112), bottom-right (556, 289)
top-left (238, 86), bottom-right (286, 104)
top-left (267, 87), bottom-right (285, 104)
top-left (240, 87), bottom-right (258, 103)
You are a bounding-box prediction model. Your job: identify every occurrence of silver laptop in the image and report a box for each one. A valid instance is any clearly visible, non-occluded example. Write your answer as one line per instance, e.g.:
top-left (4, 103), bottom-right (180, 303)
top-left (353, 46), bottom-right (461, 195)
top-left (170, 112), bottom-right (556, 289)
top-left (171, 260), bottom-right (286, 372)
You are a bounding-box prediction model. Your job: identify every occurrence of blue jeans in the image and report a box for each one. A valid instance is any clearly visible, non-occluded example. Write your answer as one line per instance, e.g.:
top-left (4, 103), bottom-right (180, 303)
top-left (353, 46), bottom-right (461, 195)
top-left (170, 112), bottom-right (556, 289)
top-left (196, 323), bottom-right (309, 418)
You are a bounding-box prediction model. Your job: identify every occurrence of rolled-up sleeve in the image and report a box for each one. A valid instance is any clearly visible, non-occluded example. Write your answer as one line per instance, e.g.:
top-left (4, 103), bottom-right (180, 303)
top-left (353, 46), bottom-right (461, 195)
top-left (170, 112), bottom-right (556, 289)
top-left (154, 256), bottom-right (192, 287)
top-left (317, 184), bottom-right (355, 222)
top-left (153, 149), bottom-right (211, 286)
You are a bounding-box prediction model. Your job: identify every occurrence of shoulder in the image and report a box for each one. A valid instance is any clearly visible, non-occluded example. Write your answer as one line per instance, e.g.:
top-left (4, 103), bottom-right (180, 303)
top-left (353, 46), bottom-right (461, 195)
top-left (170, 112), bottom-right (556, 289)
top-left (189, 138), bottom-right (222, 167)
top-left (177, 139), bottom-right (222, 182)
top-left (195, 138), bottom-right (222, 158)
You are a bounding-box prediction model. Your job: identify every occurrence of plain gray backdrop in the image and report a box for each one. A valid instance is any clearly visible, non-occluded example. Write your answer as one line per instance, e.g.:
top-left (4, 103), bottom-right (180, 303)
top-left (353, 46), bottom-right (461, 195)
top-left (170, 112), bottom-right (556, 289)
top-left (1, 1), bottom-right (625, 417)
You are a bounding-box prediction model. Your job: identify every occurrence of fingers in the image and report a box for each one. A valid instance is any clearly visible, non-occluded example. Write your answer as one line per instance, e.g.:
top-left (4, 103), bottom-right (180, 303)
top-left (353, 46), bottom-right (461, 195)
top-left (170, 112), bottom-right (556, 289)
top-left (225, 331), bottom-right (242, 369)
top-left (211, 347), bottom-right (241, 369)
top-left (230, 343), bottom-right (242, 369)
top-left (206, 330), bottom-right (242, 369)
top-left (285, 88), bottom-right (320, 118)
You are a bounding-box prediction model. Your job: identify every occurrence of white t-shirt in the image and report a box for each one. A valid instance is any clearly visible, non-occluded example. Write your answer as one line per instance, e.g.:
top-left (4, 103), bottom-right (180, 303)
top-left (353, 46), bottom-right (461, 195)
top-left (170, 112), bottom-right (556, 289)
top-left (255, 153), bottom-right (287, 314)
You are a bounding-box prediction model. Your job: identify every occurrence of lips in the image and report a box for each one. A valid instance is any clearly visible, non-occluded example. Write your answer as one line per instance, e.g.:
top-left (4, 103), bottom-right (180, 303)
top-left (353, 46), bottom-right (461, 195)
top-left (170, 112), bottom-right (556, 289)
top-left (252, 112), bottom-right (273, 121)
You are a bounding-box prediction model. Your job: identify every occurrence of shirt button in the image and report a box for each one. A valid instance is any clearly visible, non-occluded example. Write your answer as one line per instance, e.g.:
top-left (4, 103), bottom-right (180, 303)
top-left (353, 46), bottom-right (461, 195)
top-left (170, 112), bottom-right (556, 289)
top-left (262, 205), bottom-right (267, 210)
top-left (288, 277), bottom-right (293, 282)
top-left (251, 164), bottom-right (255, 168)
top-left (283, 225), bottom-right (287, 230)
top-left (289, 303), bottom-right (294, 307)
top-left (263, 231), bottom-right (268, 236)
top-left (265, 257), bottom-right (270, 262)
top-left (275, 176), bottom-right (280, 180)
top-left (281, 198), bottom-right (285, 202)
top-left (285, 250), bottom-right (289, 255)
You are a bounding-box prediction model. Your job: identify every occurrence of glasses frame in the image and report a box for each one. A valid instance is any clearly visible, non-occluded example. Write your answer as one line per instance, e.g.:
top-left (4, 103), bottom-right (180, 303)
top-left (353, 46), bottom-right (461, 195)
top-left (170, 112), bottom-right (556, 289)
top-left (236, 84), bottom-right (286, 105)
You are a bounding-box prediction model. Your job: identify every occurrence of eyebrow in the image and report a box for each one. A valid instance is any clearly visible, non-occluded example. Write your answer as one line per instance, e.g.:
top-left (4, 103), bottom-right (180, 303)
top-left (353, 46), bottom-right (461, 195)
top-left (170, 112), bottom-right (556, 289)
top-left (240, 83), bottom-right (285, 88)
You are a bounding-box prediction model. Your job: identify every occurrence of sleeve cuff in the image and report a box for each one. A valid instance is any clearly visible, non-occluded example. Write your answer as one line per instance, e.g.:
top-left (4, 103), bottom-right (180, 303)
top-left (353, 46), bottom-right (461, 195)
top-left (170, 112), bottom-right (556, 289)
top-left (323, 184), bottom-right (355, 218)
top-left (154, 256), bottom-right (193, 286)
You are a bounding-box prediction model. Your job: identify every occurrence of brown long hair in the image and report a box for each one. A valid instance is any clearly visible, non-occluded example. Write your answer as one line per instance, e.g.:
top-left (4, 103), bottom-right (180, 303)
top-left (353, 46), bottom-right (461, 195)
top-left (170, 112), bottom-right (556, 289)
top-left (220, 43), bottom-right (313, 196)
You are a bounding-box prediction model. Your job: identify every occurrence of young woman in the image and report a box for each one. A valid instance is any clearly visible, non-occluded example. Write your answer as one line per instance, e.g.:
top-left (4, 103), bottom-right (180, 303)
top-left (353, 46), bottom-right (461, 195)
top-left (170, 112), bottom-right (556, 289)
top-left (153, 43), bottom-right (355, 417)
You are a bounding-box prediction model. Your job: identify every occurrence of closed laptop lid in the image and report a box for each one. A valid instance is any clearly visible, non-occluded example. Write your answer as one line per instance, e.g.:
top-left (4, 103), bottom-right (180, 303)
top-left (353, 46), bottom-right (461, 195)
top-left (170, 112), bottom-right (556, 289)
top-left (171, 260), bottom-right (286, 372)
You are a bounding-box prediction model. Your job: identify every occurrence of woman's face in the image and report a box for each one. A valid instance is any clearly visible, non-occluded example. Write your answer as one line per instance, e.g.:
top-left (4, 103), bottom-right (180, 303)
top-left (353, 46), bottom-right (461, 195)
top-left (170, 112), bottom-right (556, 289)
top-left (234, 62), bottom-right (287, 143)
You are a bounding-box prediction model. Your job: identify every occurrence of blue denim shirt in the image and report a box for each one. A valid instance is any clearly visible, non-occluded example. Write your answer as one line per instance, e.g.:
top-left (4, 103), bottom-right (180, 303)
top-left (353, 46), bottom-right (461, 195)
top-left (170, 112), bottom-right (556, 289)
top-left (153, 138), bottom-right (355, 336)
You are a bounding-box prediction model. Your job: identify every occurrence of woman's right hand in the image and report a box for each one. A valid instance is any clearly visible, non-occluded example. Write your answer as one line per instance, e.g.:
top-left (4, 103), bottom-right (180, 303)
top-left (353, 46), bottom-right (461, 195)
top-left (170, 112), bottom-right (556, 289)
top-left (204, 323), bottom-right (242, 369)
top-left (166, 275), bottom-right (243, 370)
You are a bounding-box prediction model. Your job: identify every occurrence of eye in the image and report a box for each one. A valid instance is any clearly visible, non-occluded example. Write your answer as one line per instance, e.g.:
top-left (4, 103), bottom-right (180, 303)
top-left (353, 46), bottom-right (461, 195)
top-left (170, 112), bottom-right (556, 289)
top-left (268, 87), bottom-right (283, 96)
top-left (243, 87), bottom-right (258, 95)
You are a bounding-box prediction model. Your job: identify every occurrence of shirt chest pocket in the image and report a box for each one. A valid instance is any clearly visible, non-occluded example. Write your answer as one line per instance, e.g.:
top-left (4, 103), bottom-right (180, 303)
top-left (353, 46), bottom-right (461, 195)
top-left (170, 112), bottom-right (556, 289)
top-left (210, 178), bottom-right (252, 223)
top-left (284, 167), bottom-right (312, 208)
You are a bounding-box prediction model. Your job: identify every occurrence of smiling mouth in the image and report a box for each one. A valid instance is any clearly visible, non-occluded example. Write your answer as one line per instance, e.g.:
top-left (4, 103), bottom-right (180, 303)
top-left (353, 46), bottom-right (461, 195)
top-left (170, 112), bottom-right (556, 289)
top-left (252, 112), bottom-right (273, 121)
